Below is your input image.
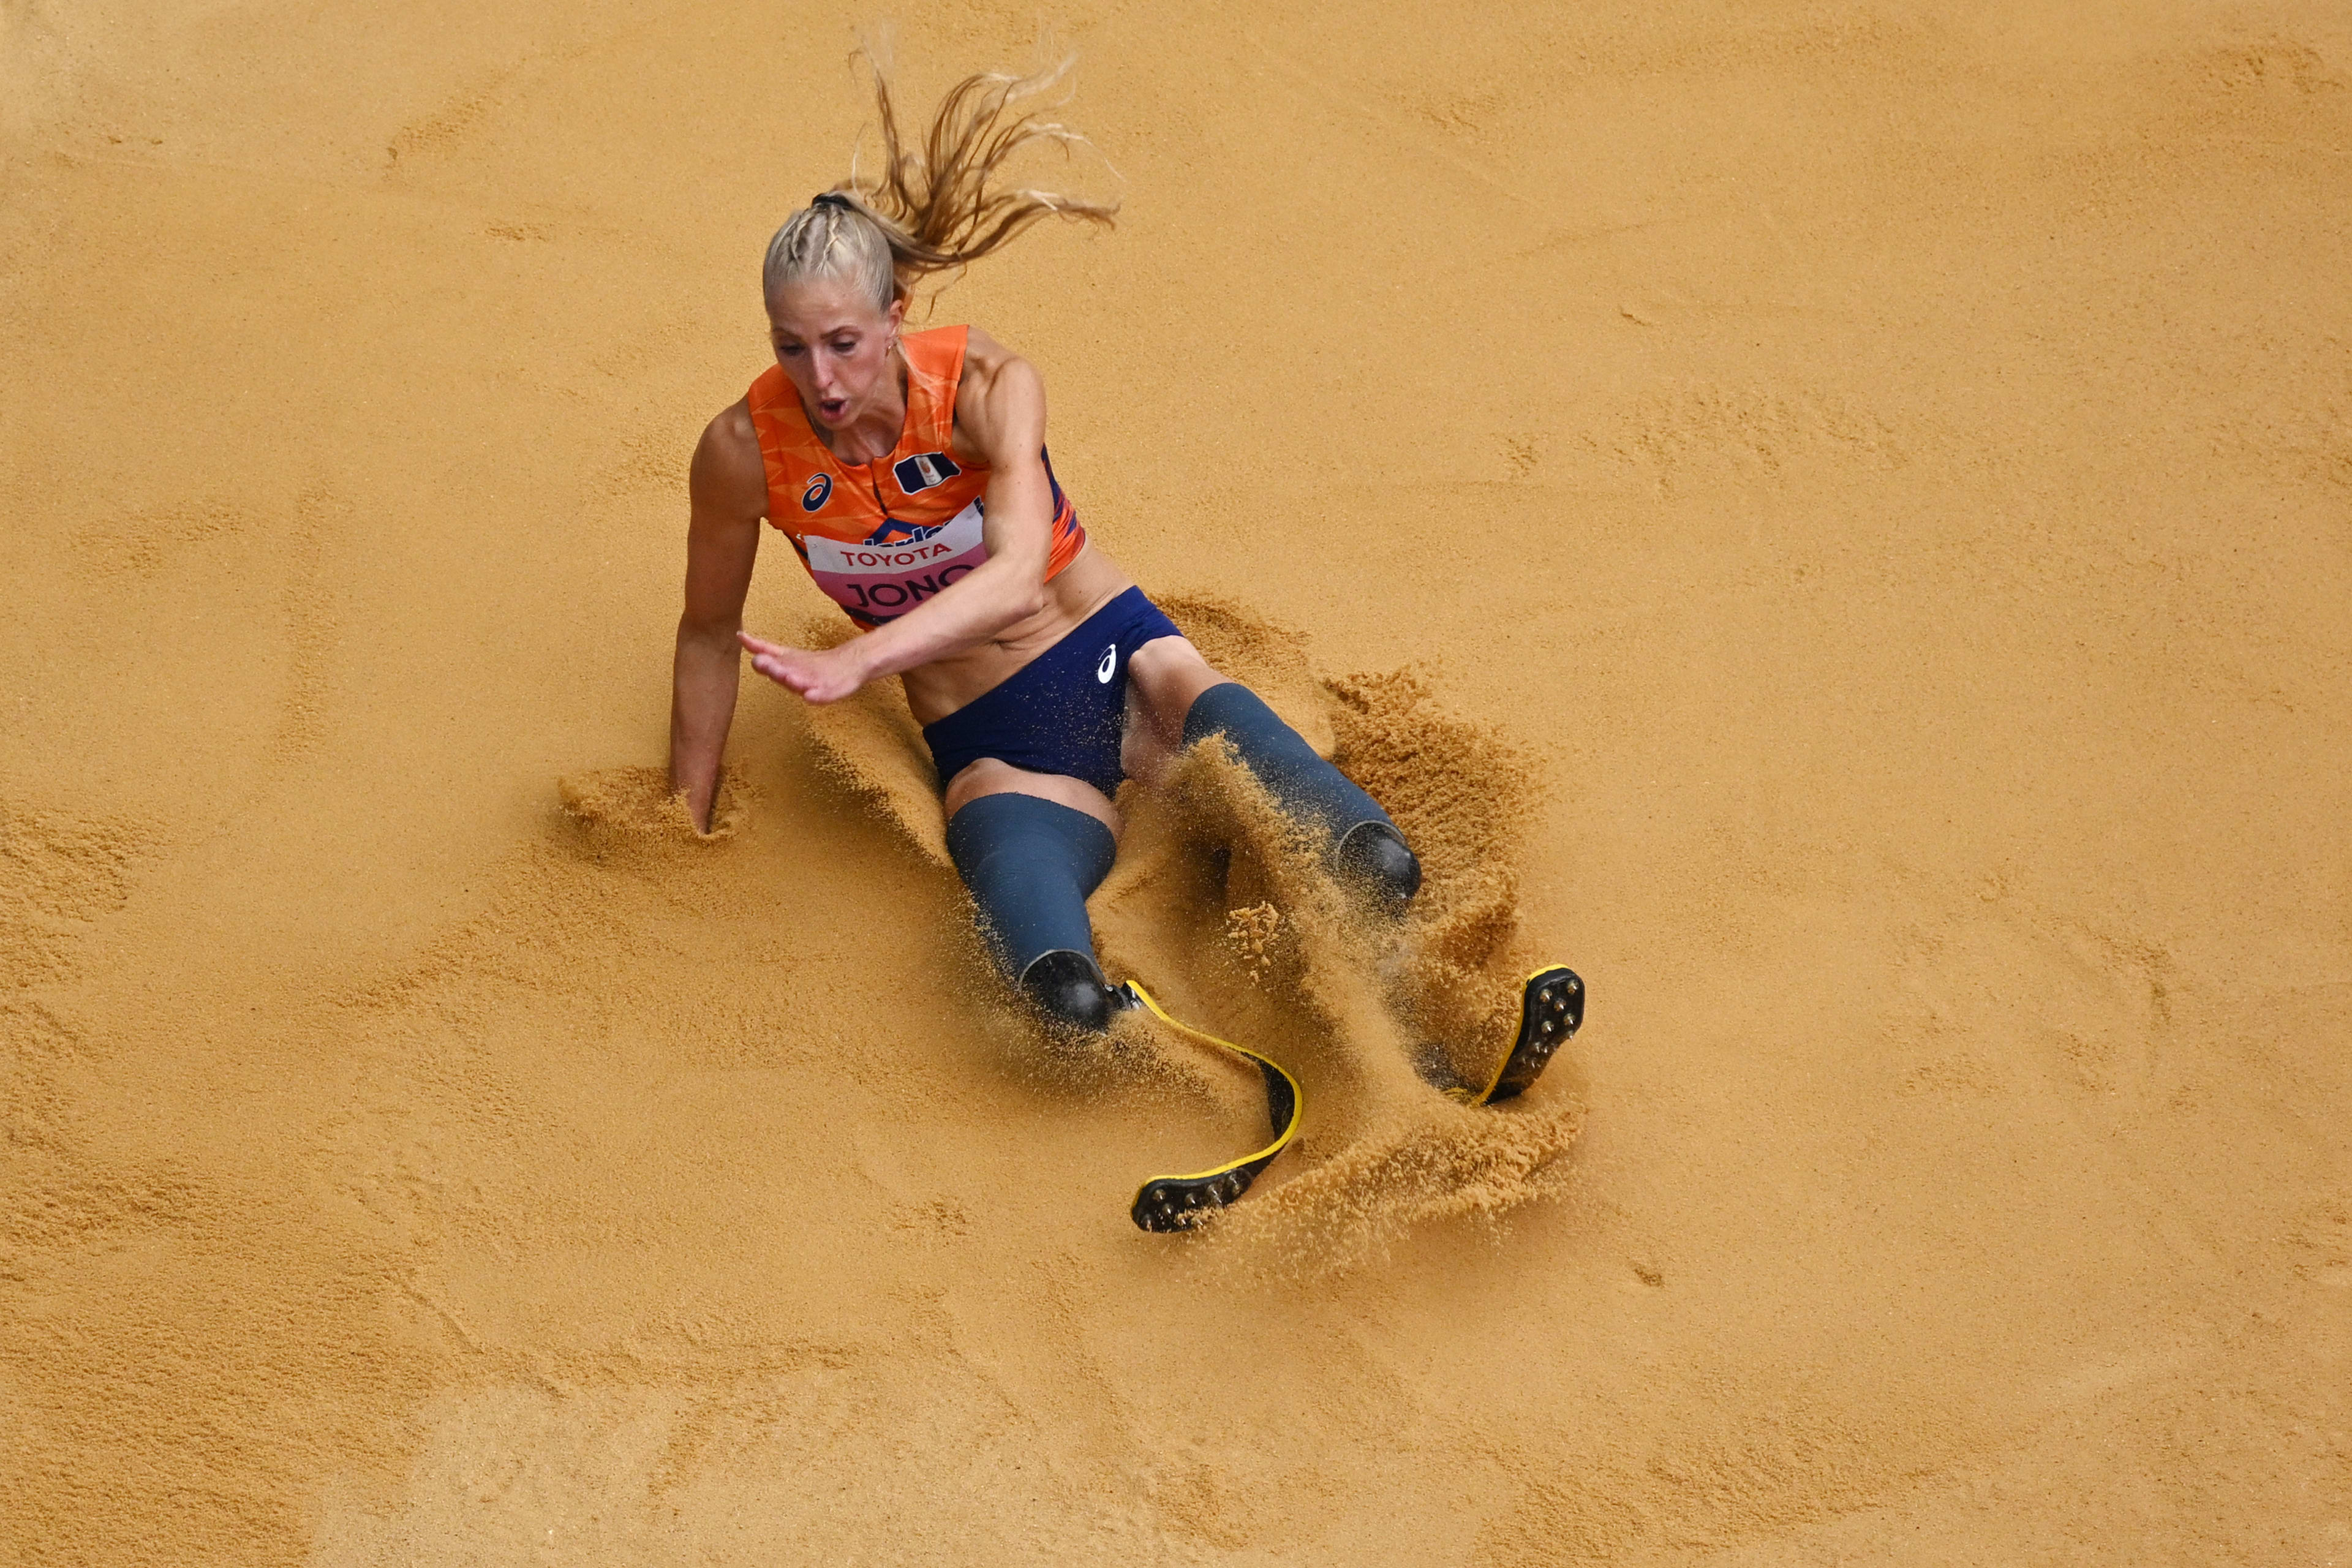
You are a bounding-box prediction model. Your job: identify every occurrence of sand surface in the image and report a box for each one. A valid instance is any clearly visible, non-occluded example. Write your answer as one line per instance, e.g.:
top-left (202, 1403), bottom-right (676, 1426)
top-left (5, 2), bottom-right (2350, 1561)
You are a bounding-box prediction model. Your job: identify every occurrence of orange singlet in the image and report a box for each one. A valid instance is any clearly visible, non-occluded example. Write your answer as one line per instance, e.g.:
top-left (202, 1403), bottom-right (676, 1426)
top-left (745, 325), bottom-right (1088, 629)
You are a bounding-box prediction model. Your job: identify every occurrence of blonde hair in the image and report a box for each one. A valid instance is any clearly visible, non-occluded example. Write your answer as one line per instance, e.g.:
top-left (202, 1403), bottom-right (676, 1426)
top-left (762, 52), bottom-right (1119, 312)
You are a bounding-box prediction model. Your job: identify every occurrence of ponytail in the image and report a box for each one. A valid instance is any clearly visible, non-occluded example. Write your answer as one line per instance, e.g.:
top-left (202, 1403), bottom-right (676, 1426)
top-left (763, 53), bottom-right (1118, 312)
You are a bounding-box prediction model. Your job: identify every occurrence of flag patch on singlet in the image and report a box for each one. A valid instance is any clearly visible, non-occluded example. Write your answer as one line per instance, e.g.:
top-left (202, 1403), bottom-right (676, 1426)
top-left (892, 451), bottom-right (962, 494)
top-left (802, 498), bottom-right (987, 622)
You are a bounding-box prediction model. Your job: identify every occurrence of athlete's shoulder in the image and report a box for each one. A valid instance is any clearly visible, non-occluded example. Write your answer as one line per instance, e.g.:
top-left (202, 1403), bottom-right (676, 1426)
top-left (692, 399), bottom-right (767, 516)
top-left (948, 326), bottom-right (1043, 461)
top-left (959, 324), bottom-right (1023, 378)
top-left (951, 326), bottom-right (1040, 404)
top-left (699, 398), bottom-right (760, 461)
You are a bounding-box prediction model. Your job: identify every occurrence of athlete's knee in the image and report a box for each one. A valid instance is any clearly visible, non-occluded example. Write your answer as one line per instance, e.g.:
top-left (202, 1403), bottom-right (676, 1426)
top-left (1335, 820), bottom-right (1422, 913)
top-left (1016, 948), bottom-right (1122, 1033)
top-left (1179, 682), bottom-right (1423, 910)
top-left (946, 791), bottom-right (1125, 1032)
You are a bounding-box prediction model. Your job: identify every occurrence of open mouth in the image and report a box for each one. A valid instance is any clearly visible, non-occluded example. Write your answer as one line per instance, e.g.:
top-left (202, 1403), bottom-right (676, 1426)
top-left (818, 398), bottom-right (848, 421)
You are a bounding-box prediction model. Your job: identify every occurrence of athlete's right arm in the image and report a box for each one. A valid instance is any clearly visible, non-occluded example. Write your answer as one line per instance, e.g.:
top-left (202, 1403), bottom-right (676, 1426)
top-left (668, 404), bottom-right (766, 833)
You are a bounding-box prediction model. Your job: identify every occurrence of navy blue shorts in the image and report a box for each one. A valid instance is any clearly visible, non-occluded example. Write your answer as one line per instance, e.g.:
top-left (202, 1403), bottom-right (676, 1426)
top-left (923, 587), bottom-right (1185, 797)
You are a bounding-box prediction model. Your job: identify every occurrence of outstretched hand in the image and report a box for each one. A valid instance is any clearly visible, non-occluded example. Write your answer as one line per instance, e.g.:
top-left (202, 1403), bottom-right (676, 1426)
top-left (737, 631), bottom-right (867, 704)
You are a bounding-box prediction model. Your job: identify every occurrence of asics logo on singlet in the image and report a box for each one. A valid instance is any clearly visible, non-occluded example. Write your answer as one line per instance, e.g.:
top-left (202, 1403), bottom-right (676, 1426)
top-left (892, 451), bottom-right (962, 494)
top-left (1096, 645), bottom-right (1117, 684)
top-left (863, 519), bottom-right (945, 547)
top-left (800, 473), bottom-right (832, 512)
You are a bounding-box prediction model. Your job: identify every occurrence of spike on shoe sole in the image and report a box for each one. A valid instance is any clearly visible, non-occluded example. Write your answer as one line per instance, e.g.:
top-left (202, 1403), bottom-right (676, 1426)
top-left (1469, 966), bottom-right (1585, 1106)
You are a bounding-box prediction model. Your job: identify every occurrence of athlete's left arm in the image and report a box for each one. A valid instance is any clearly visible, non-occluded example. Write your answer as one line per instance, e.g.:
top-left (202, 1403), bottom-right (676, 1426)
top-left (742, 331), bottom-right (1055, 702)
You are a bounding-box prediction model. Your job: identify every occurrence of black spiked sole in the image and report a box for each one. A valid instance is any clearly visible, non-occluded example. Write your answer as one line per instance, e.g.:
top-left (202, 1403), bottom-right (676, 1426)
top-left (1450, 965), bottom-right (1585, 1106)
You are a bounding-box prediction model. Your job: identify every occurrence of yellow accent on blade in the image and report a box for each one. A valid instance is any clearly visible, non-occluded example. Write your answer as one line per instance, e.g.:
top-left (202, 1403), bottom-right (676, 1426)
top-left (1125, 981), bottom-right (1303, 1182)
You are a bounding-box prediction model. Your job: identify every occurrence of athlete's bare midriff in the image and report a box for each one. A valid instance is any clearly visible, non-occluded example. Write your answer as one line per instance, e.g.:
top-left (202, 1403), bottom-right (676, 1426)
top-left (895, 540), bottom-right (1134, 725)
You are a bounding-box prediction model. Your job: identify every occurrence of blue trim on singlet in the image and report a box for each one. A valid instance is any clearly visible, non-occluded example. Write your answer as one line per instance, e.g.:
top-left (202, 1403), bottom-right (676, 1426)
top-left (922, 587), bottom-right (1185, 797)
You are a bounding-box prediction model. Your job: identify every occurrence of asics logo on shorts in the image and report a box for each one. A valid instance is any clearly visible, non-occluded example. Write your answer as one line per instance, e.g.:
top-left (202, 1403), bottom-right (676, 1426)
top-left (1096, 645), bottom-right (1117, 684)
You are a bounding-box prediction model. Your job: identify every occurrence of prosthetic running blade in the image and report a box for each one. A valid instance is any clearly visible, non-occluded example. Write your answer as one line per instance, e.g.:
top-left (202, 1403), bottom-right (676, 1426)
top-left (1444, 965), bottom-right (1585, 1106)
top-left (1118, 981), bottom-right (1303, 1234)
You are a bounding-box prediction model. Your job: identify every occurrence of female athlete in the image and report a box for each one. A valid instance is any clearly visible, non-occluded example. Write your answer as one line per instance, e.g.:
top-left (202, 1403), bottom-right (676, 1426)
top-left (666, 62), bottom-right (1422, 1033)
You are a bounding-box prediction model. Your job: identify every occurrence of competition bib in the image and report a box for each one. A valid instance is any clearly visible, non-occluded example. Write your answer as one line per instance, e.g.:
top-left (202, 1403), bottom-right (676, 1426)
top-left (801, 499), bottom-right (988, 624)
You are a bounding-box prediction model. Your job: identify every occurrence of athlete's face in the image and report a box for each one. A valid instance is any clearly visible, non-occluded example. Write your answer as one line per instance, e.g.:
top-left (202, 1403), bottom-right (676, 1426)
top-left (767, 280), bottom-right (905, 432)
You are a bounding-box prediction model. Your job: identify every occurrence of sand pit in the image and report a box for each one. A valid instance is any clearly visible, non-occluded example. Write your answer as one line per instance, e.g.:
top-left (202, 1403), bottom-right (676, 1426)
top-left (4, 2), bottom-right (2350, 1561)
